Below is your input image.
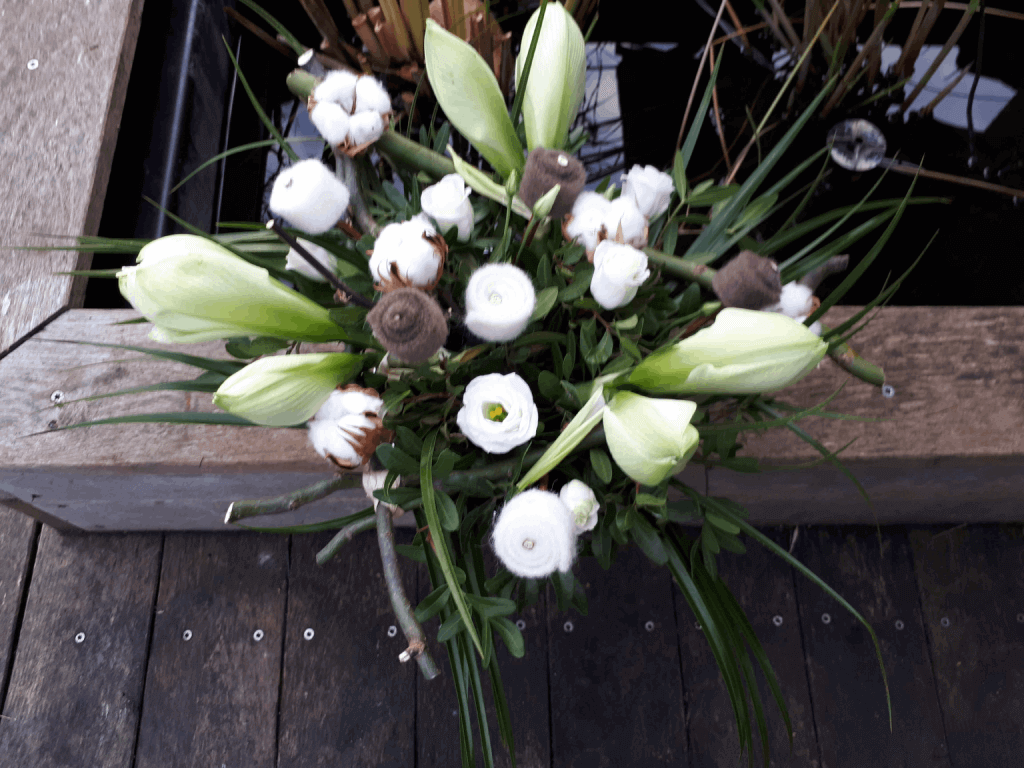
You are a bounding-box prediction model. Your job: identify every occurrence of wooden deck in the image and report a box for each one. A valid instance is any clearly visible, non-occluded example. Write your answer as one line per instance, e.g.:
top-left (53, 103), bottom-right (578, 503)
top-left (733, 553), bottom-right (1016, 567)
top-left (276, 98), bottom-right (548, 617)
top-left (2, 504), bottom-right (1021, 767)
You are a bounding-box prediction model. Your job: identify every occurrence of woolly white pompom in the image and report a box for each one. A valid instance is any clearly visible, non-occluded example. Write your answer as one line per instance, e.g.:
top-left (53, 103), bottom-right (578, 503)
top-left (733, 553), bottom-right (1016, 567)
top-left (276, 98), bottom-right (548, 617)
top-left (761, 282), bottom-right (815, 319)
top-left (559, 480), bottom-right (600, 532)
top-left (603, 195), bottom-right (647, 248)
top-left (285, 238), bottom-right (339, 282)
top-left (309, 102), bottom-right (350, 145)
top-left (590, 240), bottom-right (650, 309)
top-left (269, 159), bottom-right (350, 234)
top-left (456, 372), bottom-right (538, 454)
top-left (621, 165), bottom-right (674, 219)
top-left (565, 191), bottom-right (612, 253)
top-left (368, 214), bottom-right (442, 289)
top-left (348, 111), bottom-right (384, 146)
top-left (315, 69), bottom-right (359, 113)
top-left (464, 264), bottom-right (536, 342)
top-left (492, 489), bottom-right (576, 578)
top-left (354, 75), bottom-right (392, 115)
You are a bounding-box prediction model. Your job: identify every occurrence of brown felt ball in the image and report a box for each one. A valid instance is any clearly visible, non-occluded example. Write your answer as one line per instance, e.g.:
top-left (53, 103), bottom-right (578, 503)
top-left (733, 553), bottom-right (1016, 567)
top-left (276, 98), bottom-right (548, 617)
top-left (711, 250), bottom-right (783, 310)
top-left (366, 287), bottom-right (448, 364)
top-left (519, 148), bottom-right (587, 218)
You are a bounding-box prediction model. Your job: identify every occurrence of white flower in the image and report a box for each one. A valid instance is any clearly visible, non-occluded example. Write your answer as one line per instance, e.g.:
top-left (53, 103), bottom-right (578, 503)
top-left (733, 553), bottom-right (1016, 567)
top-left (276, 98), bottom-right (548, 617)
top-left (309, 101), bottom-right (351, 145)
top-left (590, 241), bottom-right (650, 309)
top-left (421, 174), bottom-right (474, 241)
top-left (559, 480), bottom-right (599, 532)
top-left (285, 238), bottom-right (339, 282)
top-left (315, 69), bottom-right (359, 113)
top-left (456, 372), bottom-right (538, 454)
top-left (269, 159), bottom-right (350, 235)
top-left (348, 111), bottom-right (384, 146)
top-left (603, 195), bottom-right (647, 248)
top-left (621, 165), bottom-right (674, 219)
top-left (354, 75), bottom-right (392, 115)
top-left (602, 392), bottom-right (700, 486)
top-left (761, 282), bottom-right (822, 336)
top-left (368, 214), bottom-right (444, 289)
top-left (565, 191), bottom-right (611, 253)
top-left (307, 387), bottom-right (387, 469)
top-left (464, 264), bottom-right (536, 342)
top-left (492, 489), bottom-right (576, 578)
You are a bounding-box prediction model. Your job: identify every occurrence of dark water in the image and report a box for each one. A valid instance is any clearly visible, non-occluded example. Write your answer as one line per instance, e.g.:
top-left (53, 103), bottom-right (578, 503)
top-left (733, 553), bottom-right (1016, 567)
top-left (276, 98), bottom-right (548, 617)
top-left (92, 0), bottom-right (1023, 308)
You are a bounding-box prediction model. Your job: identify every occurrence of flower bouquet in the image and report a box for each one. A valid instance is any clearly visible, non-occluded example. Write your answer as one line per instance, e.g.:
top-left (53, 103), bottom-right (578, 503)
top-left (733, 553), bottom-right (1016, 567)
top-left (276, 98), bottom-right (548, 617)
top-left (68, 2), bottom-right (934, 764)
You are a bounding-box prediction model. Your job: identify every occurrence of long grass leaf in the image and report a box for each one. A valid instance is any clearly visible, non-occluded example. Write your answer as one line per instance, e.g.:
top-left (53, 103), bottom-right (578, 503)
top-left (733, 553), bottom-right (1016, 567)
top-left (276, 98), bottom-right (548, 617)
top-left (236, 0), bottom-right (305, 54)
top-left (171, 137), bottom-right (324, 194)
top-left (682, 47), bottom-right (724, 171)
top-left (781, 211), bottom-right (893, 283)
top-left (35, 375), bottom-right (225, 410)
top-left (223, 36), bottom-right (299, 162)
top-left (233, 507), bottom-right (375, 533)
top-left (487, 654), bottom-right (516, 762)
top-left (35, 411), bottom-right (264, 434)
top-left (37, 338), bottom-right (245, 376)
top-left (464, 633), bottom-right (495, 768)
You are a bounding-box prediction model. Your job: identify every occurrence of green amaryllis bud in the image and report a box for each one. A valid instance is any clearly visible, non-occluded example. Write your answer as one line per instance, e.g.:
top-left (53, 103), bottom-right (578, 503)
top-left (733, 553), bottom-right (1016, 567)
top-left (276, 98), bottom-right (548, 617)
top-left (602, 392), bottom-right (699, 486)
top-left (629, 308), bottom-right (827, 395)
top-left (515, 2), bottom-right (586, 151)
top-left (424, 20), bottom-right (524, 178)
top-left (118, 235), bottom-right (349, 344)
top-left (212, 353), bottom-right (363, 427)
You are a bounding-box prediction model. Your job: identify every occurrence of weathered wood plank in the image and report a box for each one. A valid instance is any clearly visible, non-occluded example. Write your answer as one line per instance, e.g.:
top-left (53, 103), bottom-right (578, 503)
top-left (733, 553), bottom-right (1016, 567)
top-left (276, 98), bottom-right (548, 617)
top-left (0, 527), bottom-right (161, 767)
top-left (0, 504), bottom-right (37, 705)
top-left (676, 528), bottom-right (819, 767)
top-left (909, 524), bottom-right (1024, 766)
top-left (547, 546), bottom-right (688, 767)
top-left (277, 529), bottom-right (415, 767)
top-left (793, 526), bottom-right (950, 768)
top-left (133, 533), bottom-right (287, 768)
top-left (0, 0), bottom-right (145, 354)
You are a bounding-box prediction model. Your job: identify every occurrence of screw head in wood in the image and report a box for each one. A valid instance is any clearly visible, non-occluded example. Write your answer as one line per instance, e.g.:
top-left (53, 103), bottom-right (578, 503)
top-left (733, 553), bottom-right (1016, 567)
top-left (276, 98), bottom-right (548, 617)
top-left (516, 619), bottom-right (526, 631)
top-left (895, 620), bottom-right (905, 630)
top-left (253, 629), bottom-right (264, 641)
top-left (387, 625), bottom-right (398, 638)
top-left (304, 628), bottom-right (315, 640)
top-left (182, 629), bottom-right (192, 641)
top-left (50, 390), bottom-right (65, 404)
top-left (940, 617), bottom-right (950, 628)
top-left (644, 620), bottom-right (655, 632)
top-left (821, 613), bottom-right (832, 625)
top-left (563, 621), bottom-right (574, 633)
top-left (27, 59), bottom-right (39, 70)
top-left (772, 615), bottom-right (784, 627)
top-left (74, 632), bottom-right (85, 643)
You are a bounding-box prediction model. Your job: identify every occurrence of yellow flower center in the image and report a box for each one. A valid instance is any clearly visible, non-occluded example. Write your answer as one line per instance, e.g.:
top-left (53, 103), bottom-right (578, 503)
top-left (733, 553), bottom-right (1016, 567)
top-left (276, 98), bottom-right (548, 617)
top-left (485, 403), bottom-right (508, 422)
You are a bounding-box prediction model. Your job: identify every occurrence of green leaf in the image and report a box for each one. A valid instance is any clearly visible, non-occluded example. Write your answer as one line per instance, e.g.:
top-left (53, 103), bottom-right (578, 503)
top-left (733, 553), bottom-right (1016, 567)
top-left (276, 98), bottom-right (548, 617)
top-left (531, 286), bottom-right (559, 321)
top-left (629, 511), bottom-right (668, 565)
top-left (681, 48), bottom-right (723, 170)
top-left (672, 150), bottom-right (688, 200)
top-left (432, 449), bottom-right (458, 480)
top-left (236, 0), bottom-right (305, 54)
top-left (171, 137), bottom-right (324, 194)
top-left (589, 448), bottom-right (613, 484)
top-left (705, 511), bottom-right (741, 535)
top-left (436, 490), bottom-right (460, 531)
top-left (466, 594), bottom-right (517, 619)
top-left (416, 585), bottom-right (452, 622)
top-left (224, 336), bottom-right (291, 359)
top-left (38, 338), bottom-right (245, 377)
top-left (223, 37), bottom-right (297, 162)
top-left (558, 264), bottom-right (594, 302)
top-left (376, 444), bottom-right (421, 476)
top-left (438, 610), bottom-right (466, 642)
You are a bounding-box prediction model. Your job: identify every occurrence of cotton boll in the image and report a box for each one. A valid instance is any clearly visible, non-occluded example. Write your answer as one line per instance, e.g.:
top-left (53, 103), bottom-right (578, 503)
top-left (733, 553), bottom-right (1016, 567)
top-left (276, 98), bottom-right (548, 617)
top-left (309, 102), bottom-right (351, 145)
top-left (306, 386), bottom-right (387, 469)
top-left (492, 489), bottom-right (577, 578)
top-left (761, 281), bottom-right (815, 319)
top-left (315, 69), bottom-right (359, 113)
top-left (348, 111), bottom-right (384, 146)
top-left (603, 195), bottom-right (647, 247)
top-left (464, 264), bottom-right (536, 342)
top-left (354, 75), bottom-right (392, 115)
top-left (285, 239), bottom-right (339, 282)
top-left (269, 159), bottom-right (350, 235)
top-left (368, 215), bottom-right (445, 290)
top-left (565, 191), bottom-right (611, 253)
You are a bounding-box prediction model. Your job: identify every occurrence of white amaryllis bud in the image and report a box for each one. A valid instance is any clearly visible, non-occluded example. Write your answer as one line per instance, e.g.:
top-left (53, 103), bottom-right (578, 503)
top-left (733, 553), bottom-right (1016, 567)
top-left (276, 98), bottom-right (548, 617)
top-left (315, 69), bottom-right (359, 113)
top-left (603, 195), bottom-right (647, 248)
top-left (420, 174), bottom-right (474, 241)
top-left (559, 480), bottom-right (599, 532)
top-left (269, 159), bottom-right (350, 235)
top-left (307, 386), bottom-right (390, 469)
top-left (621, 165), bottom-right (674, 219)
top-left (354, 75), bottom-right (392, 115)
top-left (456, 372), bottom-right (539, 454)
top-left (309, 101), bottom-right (351, 145)
top-left (590, 241), bottom-right (650, 310)
top-left (464, 264), bottom-right (536, 342)
top-left (285, 239), bottom-right (339, 282)
top-left (492, 489), bottom-right (576, 578)
top-left (565, 191), bottom-right (611, 253)
top-left (602, 392), bottom-right (700, 486)
top-left (368, 214), bottom-right (445, 290)
top-left (347, 111), bottom-right (384, 146)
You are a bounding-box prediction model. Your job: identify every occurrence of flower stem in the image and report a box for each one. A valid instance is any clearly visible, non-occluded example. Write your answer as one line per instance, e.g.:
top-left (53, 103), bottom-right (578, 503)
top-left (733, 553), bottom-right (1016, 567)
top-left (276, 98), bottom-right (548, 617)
top-left (225, 474), bottom-right (357, 522)
top-left (268, 220), bottom-right (376, 308)
top-left (315, 514), bottom-right (376, 564)
top-left (375, 499), bottom-right (441, 680)
top-left (335, 150), bottom-right (380, 238)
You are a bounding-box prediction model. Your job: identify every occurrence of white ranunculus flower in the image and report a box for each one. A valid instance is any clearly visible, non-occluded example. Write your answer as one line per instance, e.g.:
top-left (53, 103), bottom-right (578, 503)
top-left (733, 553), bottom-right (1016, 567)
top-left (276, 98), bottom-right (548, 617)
top-left (621, 165), bottom-right (675, 219)
top-left (285, 239), bottom-right (339, 282)
top-left (590, 240), bottom-right (650, 310)
top-left (421, 174), bottom-right (474, 241)
top-left (603, 195), bottom-right (647, 248)
top-left (492, 489), bottom-right (577, 578)
top-left (307, 387), bottom-right (387, 469)
top-left (269, 159), bottom-right (350, 235)
top-left (456, 372), bottom-right (538, 454)
top-left (368, 214), bottom-right (444, 289)
top-left (464, 264), bottom-right (536, 342)
top-left (565, 191), bottom-right (611, 253)
top-left (559, 480), bottom-right (599, 532)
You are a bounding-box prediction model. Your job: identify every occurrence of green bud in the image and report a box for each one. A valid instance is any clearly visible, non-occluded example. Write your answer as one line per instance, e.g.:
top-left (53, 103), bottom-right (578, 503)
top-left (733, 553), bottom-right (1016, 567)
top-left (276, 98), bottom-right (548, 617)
top-left (118, 235), bottom-right (349, 344)
top-left (602, 392), bottom-right (699, 486)
top-left (630, 308), bottom-right (827, 395)
top-left (212, 353), bottom-right (362, 427)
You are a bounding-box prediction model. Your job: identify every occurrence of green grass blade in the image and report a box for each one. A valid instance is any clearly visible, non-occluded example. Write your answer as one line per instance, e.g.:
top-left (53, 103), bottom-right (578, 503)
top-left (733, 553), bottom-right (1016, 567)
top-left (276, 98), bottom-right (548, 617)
top-left (421, 430), bottom-right (485, 657)
top-left (463, 633), bottom-right (495, 768)
top-left (487, 654), bottom-right (516, 764)
top-left (170, 137), bottom-right (323, 194)
top-left (233, 507), bottom-right (374, 533)
top-left (34, 375), bottom-right (225, 410)
top-left (38, 411), bottom-right (264, 434)
top-left (697, 380), bottom-right (850, 435)
top-left (141, 196), bottom-right (248, 260)
top-left (235, 0), bottom-right (305, 54)
top-left (508, 0), bottom-right (548, 129)
top-left (223, 36), bottom-right (299, 162)
top-left (681, 46), bottom-right (724, 171)
top-left (36, 338), bottom-right (245, 376)
top-left (781, 211), bottom-right (893, 283)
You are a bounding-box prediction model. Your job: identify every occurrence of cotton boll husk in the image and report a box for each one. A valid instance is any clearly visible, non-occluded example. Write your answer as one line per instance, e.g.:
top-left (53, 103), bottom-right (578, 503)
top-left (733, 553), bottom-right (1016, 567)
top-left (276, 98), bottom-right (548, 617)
top-left (603, 195), bottom-right (647, 247)
top-left (492, 489), bottom-right (577, 578)
top-left (315, 69), bottom-right (359, 112)
top-left (590, 241), bottom-right (650, 309)
top-left (354, 75), bottom-right (392, 114)
top-left (285, 239), bottom-right (339, 282)
top-left (464, 264), bottom-right (537, 342)
top-left (307, 413), bottom-right (375, 465)
top-left (565, 191), bottom-right (611, 252)
top-left (307, 387), bottom-right (388, 469)
top-left (309, 102), bottom-right (351, 145)
top-left (348, 111), bottom-right (384, 146)
top-left (269, 159), bottom-right (350, 234)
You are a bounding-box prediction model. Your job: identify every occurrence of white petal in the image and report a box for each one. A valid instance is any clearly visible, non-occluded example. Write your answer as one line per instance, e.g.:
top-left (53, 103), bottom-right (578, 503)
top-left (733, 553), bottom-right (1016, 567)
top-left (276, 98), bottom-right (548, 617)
top-left (421, 174), bottom-right (474, 241)
top-left (315, 69), bottom-right (359, 112)
top-left (285, 239), bottom-right (338, 282)
top-left (566, 191), bottom-right (611, 252)
top-left (309, 102), bottom-right (350, 145)
top-left (456, 373), bottom-right (538, 454)
top-left (590, 241), bottom-right (649, 309)
top-left (354, 75), bottom-right (392, 114)
top-left (559, 480), bottom-right (600, 532)
top-left (604, 196), bottom-right (647, 247)
top-left (269, 159), bottom-right (350, 235)
top-left (621, 165), bottom-right (674, 219)
top-left (464, 264), bottom-right (536, 342)
top-left (348, 111), bottom-right (384, 145)
top-left (492, 489), bottom-right (577, 577)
